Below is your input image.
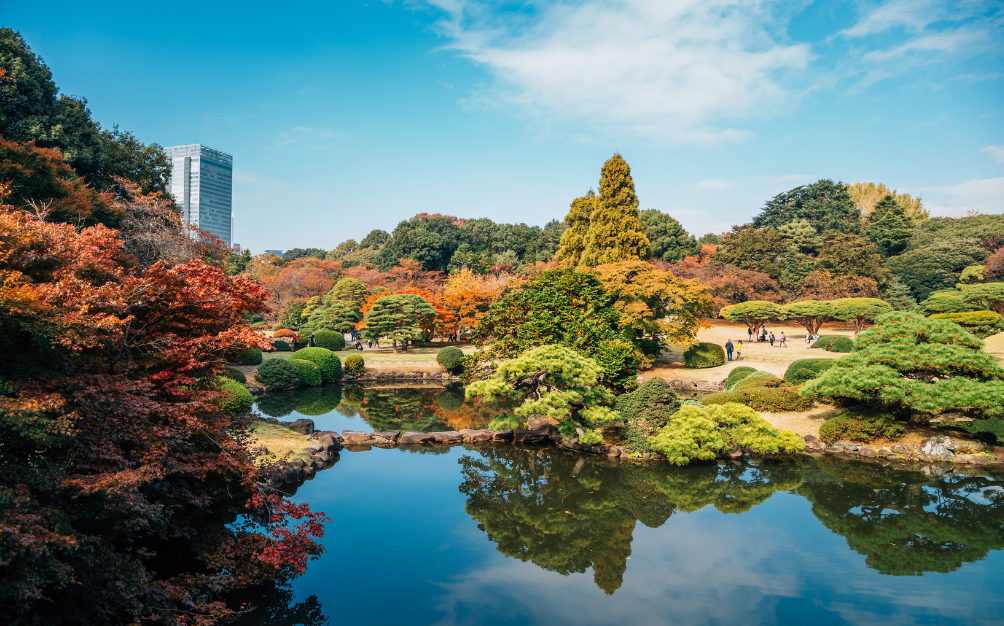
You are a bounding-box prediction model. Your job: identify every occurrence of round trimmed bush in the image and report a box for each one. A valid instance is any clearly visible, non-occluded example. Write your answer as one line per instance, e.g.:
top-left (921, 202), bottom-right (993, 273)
top-left (785, 358), bottom-right (837, 385)
top-left (728, 369), bottom-right (774, 392)
top-left (274, 328), bottom-right (295, 338)
top-left (819, 412), bottom-right (905, 443)
top-left (289, 358), bottom-right (322, 387)
top-left (272, 339), bottom-right (291, 352)
top-left (703, 388), bottom-right (811, 412)
top-left (344, 354), bottom-right (365, 377)
top-left (437, 346), bottom-right (465, 374)
top-left (683, 342), bottom-right (726, 369)
top-left (238, 348), bottom-right (263, 365)
top-left (826, 336), bottom-right (855, 353)
top-left (810, 335), bottom-right (840, 349)
top-left (726, 366), bottom-right (756, 388)
top-left (223, 366), bottom-right (246, 384)
top-left (219, 378), bottom-right (253, 414)
top-left (931, 310), bottom-right (1004, 339)
top-left (291, 347), bottom-right (342, 383)
top-left (255, 359), bottom-right (301, 391)
top-left (313, 330), bottom-right (346, 351)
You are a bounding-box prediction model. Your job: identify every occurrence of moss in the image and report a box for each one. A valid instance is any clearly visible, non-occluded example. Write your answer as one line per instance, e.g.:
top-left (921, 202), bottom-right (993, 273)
top-left (683, 342), bottom-right (726, 369)
top-left (818, 411), bottom-right (906, 443)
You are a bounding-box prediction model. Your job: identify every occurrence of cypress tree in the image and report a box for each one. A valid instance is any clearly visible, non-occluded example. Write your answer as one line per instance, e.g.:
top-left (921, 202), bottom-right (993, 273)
top-left (866, 194), bottom-right (912, 256)
top-left (579, 154), bottom-right (651, 267)
top-left (553, 190), bottom-right (597, 267)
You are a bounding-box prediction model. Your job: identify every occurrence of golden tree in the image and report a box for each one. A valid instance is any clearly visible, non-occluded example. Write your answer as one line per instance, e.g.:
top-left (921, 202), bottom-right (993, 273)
top-left (578, 154), bottom-right (651, 267)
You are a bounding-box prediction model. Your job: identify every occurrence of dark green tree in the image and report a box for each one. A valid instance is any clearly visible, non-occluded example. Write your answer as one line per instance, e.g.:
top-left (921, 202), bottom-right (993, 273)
top-left (713, 226), bottom-right (788, 280)
top-left (378, 216), bottom-right (462, 272)
top-left (753, 179), bottom-right (861, 234)
top-left (0, 27), bottom-right (57, 143)
top-left (816, 232), bottom-right (888, 284)
top-left (638, 209), bottom-right (699, 262)
top-left (579, 155), bottom-right (651, 266)
top-left (886, 238), bottom-right (987, 301)
top-left (359, 229), bottom-right (390, 249)
top-left (224, 249), bottom-right (252, 276)
top-left (281, 248), bottom-right (327, 262)
top-left (866, 194), bottom-right (912, 256)
top-left (361, 293), bottom-right (436, 352)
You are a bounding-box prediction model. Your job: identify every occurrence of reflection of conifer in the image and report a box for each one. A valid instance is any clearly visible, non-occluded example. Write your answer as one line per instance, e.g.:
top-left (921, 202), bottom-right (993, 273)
top-left (592, 518), bottom-right (636, 595)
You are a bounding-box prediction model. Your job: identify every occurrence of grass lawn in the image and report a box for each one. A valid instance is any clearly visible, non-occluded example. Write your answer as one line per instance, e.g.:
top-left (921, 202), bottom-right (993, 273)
top-left (248, 420), bottom-right (312, 460)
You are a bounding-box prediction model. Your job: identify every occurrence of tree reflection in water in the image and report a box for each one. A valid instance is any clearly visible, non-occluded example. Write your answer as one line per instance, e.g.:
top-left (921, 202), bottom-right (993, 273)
top-left (459, 447), bottom-right (1004, 593)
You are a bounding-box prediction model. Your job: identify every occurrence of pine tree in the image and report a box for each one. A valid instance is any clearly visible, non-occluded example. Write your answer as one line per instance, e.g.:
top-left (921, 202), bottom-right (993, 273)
top-left (866, 194), bottom-right (912, 256)
top-left (578, 155), bottom-right (651, 266)
top-left (553, 190), bottom-right (597, 267)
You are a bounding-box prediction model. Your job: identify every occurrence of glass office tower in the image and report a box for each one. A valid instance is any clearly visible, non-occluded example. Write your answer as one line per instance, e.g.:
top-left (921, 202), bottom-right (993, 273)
top-left (164, 144), bottom-right (233, 246)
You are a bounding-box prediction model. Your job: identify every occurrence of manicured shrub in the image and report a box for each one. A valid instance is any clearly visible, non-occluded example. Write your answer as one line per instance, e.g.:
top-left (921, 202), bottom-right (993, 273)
top-left (819, 412), bottom-right (906, 443)
top-left (727, 369), bottom-right (773, 392)
top-left (616, 378), bottom-right (682, 451)
top-left (272, 339), bottom-right (292, 352)
top-left (274, 328), bottom-right (295, 338)
top-left (312, 329), bottom-right (346, 351)
top-left (238, 348), bottom-right (263, 365)
top-left (931, 310), bottom-right (1004, 339)
top-left (223, 366), bottom-right (246, 384)
top-left (733, 372), bottom-right (783, 392)
top-left (289, 358), bottom-right (322, 387)
top-left (703, 388), bottom-right (812, 412)
top-left (785, 358), bottom-right (837, 385)
top-left (683, 342), bottom-right (726, 369)
top-left (344, 354), bottom-right (365, 377)
top-left (219, 378), bottom-right (253, 414)
top-left (437, 346), bottom-right (465, 374)
top-left (827, 336), bottom-right (855, 353)
top-left (726, 366), bottom-right (756, 388)
top-left (810, 335), bottom-right (840, 348)
top-left (251, 321), bottom-right (269, 328)
top-left (291, 347), bottom-right (342, 383)
top-left (255, 359), bottom-right (301, 391)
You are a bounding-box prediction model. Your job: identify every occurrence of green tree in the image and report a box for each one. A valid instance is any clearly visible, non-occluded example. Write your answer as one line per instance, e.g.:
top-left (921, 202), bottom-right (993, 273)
top-left (776, 218), bottom-right (820, 254)
top-left (848, 182), bottom-right (928, 224)
top-left (0, 27), bottom-right (57, 143)
top-left (470, 269), bottom-right (637, 392)
top-left (638, 209), bottom-right (699, 262)
top-left (533, 219), bottom-right (567, 262)
top-left (362, 293), bottom-right (436, 352)
top-left (281, 247), bottom-right (326, 262)
top-left (784, 300), bottom-right (834, 335)
top-left (964, 282), bottom-right (1004, 317)
top-left (882, 277), bottom-right (917, 311)
top-left (326, 238), bottom-right (358, 260)
top-left (866, 194), bottom-right (912, 256)
top-left (753, 179), bottom-right (861, 234)
top-left (816, 232), bottom-right (888, 284)
top-left (886, 238), bottom-right (987, 301)
top-left (378, 215), bottom-right (462, 272)
top-left (579, 155), bottom-right (651, 266)
top-left (359, 229), bottom-right (390, 249)
top-left (713, 226), bottom-right (788, 280)
top-left (802, 312), bottom-right (1004, 420)
top-left (907, 214), bottom-right (1004, 251)
top-left (719, 301), bottom-right (787, 337)
top-left (466, 345), bottom-right (618, 437)
top-left (224, 249), bottom-right (252, 276)
top-left (554, 190), bottom-right (598, 267)
top-left (832, 297), bottom-right (893, 335)
top-left (447, 242), bottom-right (491, 274)
top-left (917, 290), bottom-right (981, 315)
top-left (327, 276), bottom-right (368, 310)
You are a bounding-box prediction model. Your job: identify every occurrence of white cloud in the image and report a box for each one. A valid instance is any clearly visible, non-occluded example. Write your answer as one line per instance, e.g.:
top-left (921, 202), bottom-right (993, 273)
top-left (427, 0), bottom-right (811, 143)
top-left (981, 144), bottom-right (1004, 165)
top-left (918, 177), bottom-right (1004, 216)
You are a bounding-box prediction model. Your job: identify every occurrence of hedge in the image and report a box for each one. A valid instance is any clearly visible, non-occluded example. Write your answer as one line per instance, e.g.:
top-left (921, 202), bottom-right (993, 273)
top-left (313, 330), bottom-right (346, 351)
top-left (784, 358), bottom-right (837, 385)
top-left (733, 372), bottom-right (783, 392)
top-left (272, 340), bottom-right (292, 352)
top-left (219, 378), bottom-right (253, 414)
top-left (930, 310), bottom-right (1004, 339)
top-left (726, 366), bottom-right (757, 388)
top-left (819, 412), bottom-right (905, 443)
top-left (344, 354), bottom-right (365, 377)
top-left (289, 358), bottom-right (322, 387)
top-left (683, 342), bottom-right (726, 369)
top-left (238, 348), bottom-right (263, 365)
top-left (702, 388), bottom-right (812, 412)
top-left (290, 347), bottom-right (342, 383)
top-left (274, 328), bottom-right (295, 338)
top-left (255, 359), bottom-right (301, 391)
top-left (811, 336), bottom-right (854, 353)
top-left (437, 346), bottom-right (465, 374)
top-left (223, 366), bottom-right (246, 384)
top-left (727, 369), bottom-right (773, 392)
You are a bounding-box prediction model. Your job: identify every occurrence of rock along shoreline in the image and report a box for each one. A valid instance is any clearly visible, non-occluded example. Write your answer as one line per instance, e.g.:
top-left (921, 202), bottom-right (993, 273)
top-left (261, 416), bottom-right (1004, 490)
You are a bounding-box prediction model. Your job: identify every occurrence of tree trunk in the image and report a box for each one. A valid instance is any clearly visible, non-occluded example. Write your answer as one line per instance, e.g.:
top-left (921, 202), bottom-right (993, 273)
top-left (391, 338), bottom-right (398, 354)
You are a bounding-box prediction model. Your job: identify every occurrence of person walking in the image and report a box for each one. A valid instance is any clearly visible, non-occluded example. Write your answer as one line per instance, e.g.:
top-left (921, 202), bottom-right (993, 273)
top-left (780, 331), bottom-right (787, 347)
top-left (309, 334), bottom-right (316, 347)
top-left (769, 332), bottom-right (775, 347)
top-left (293, 331), bottom-right (299, 352)
top-left (725, 339), bottom-right (734, 361)
top-left (735, 340), bottom-right (742, 361)
top-left (748, 327), bottom-right (753, 341)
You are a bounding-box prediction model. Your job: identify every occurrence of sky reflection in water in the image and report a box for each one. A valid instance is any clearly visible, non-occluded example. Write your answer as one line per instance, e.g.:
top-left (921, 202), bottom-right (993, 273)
top-left (245, 387), bottom-right (1003, 626)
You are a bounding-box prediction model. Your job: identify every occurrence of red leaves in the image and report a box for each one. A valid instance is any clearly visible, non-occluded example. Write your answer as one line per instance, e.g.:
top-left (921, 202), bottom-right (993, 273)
top-left (248, 494), bottom-right (330, 576)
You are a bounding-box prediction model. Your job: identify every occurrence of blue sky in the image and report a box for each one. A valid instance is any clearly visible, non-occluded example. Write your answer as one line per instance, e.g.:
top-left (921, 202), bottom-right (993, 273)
top-left (6, 0), bottom-right (1003, 253)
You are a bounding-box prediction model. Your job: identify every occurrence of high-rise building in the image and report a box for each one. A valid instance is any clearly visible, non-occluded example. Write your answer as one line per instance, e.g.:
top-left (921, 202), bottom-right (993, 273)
top-left (164, 144), bottom-right (233, 246)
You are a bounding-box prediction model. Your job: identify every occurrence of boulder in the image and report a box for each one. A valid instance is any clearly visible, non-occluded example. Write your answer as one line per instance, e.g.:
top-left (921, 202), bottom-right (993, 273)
top-left (431, 431), bottom-right (463, 443)
top-left (605, 446), bottom-right (623, 457)
top-left (342, 430), bottom-right (373, 444)
top-left (860, 447), bottom-right (876, 458)
top-left (526, 416), bottom-right (558, 433)
top-left (824, 447), bottom-right (842, 455)
top-left (247, 385), bottom-right (264, 396)
top-left (373, 431), bottom-right (400, 443)
top-left (514, 430), bottom-right (548, 444)
top-left (920, 436), bottom-right (954, 457)
top-left (342, 444), bottom-right (373, 452)
top-left (490, 430), bottom-right (514, 442)
top-left (891, 444), bottom-right (906, 454)
top-left (400, 431), bottom-right (434, 444)
top-left (309, 456), bottom-right (325, 470)
top-left (302, 444), bottom-right (323, 454)
top-left (803, 435), bottom-right (818, 443)
top-left (286, 419), bottom-right (315, 435)
top-left (459, 429), bottom-right (492, 442)
top-left (317, 435), bottom-right (343, 452)
top-left (953, 454), bottom-right (973, 464)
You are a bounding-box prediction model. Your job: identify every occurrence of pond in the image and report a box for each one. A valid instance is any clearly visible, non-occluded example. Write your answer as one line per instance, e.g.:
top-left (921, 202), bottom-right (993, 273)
top-left (240, 386), bottom-right (1004, 626)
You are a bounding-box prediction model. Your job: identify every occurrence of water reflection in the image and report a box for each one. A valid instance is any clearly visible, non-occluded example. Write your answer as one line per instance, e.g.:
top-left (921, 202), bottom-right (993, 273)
top-left (459, 449), bottom-right (1004, 591)
top-left (256, 383), bottom-right (515, 432)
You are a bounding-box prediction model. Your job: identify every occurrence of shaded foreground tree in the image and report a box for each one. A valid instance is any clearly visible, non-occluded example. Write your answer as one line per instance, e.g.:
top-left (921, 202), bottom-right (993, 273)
top-left (0, 189), bottom-right (328, 624)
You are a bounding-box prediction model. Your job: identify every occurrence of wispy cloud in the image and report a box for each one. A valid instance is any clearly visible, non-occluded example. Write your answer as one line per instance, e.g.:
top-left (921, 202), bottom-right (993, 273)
top-left (919, 177), bottom-right (1004, 216)
top-left (274, 126), bottom-right (350, 149)
top-left (425, 0), bottom-right (811, 143)
top-left (981, 144), bottom-right (1004, 165)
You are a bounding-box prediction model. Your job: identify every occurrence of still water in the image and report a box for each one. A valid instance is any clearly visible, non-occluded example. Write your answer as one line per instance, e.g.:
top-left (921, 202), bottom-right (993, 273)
top-left (244, 386), bottom-right (1003, 626)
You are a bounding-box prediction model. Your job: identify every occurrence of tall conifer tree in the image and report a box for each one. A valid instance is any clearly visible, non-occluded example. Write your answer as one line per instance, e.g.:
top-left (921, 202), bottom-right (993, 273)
top-left (579, 154), bottom-right (651, 266)
top-left (553, 190), bottom-right (598, 267)
top-left (866, 194), bottom-right (912, 256)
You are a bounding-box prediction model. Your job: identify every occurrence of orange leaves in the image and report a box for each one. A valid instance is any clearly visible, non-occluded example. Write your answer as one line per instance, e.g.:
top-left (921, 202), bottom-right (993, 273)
top-left (441, 267), bottom-right (503, 337)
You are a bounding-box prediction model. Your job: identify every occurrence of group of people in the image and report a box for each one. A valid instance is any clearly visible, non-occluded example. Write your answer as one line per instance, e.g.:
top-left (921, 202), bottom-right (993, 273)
top-left (724, 339), bottom-right (742, 361)
top-left (746, 327), bottom-right (787, 347)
